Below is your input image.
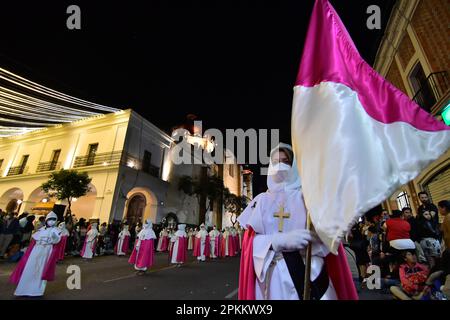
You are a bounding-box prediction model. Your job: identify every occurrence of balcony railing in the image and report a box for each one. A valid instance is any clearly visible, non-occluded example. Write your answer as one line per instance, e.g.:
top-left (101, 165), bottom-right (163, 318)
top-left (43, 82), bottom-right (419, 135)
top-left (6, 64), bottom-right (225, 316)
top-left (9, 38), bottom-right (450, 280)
top-left (73, 150), bottom-right (123, 168)
top-left (72, 150), bottom-right (161, 178)
top-left (7, 166), bottom-right (28, 176)
top-left (36, 161), bottom-right (61, 172)
top-left (413, 71), bottom-right (449, 112)
top-left (122, 152), bottom-right (160, 178)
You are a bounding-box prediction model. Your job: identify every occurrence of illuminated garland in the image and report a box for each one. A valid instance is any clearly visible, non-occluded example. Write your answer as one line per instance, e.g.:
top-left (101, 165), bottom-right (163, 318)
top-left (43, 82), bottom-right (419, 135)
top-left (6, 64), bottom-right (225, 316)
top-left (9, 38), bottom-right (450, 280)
top-left (0, 66), bottom-right (121, 137)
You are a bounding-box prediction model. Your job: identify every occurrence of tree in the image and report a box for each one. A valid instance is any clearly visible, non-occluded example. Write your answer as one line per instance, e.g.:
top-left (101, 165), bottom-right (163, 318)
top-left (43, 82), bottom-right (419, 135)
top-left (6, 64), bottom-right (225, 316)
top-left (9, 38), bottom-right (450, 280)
top-left (41, 169), bottom-right (92, 222)
top-left (178, 174), bottom-right (226, 225)
top-left (224, 192), bottom-right (249, 227)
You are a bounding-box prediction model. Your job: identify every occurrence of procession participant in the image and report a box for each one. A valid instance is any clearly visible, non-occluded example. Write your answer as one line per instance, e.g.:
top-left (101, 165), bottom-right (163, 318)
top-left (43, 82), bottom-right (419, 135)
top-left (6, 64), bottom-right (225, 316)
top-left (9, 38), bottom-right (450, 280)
top-left (10, 211), bottom-right (61, 297)
top-left (169, 224), bottom-right (188, 267)
top-left (129, 219), bottom-right (156, 275)
top-left (168, 229), bottom-right (175, 252)
top-left (209, 225), bottom-right (221, 259)
top-left (81, 222), bottom-right (99, 260)
top-left (238, 144), bottom-right (357, 300)
top-left (222, 227), bottom-right (235, 257)
top-left (157, 227), bottom-right (169, 252)
top-left (230, 226), bottom-right (239, 254)
top-left (56, 222), bottom-right (70, 261)
top-left (115, 224), bottom-right (131, 256)
top-left (193, 223), bottom-right (209, 262)
top-left (187, 228), bottom-right (195, 250)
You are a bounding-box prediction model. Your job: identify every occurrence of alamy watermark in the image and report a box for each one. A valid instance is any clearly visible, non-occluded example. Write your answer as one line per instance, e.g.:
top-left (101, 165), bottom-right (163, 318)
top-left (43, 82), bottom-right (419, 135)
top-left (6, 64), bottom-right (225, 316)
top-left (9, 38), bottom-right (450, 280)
top-left (66, 265), bottom-right (81, 290)
top-left (66, 5), bottom-right (81, 30)
top-left (170, 121), bottom-right (279, 175)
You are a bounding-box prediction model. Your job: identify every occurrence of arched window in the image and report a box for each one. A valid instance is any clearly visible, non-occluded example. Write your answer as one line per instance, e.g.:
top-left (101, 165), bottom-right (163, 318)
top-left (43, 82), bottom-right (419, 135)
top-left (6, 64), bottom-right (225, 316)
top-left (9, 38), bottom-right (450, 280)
top-left (396, 191), bottom-right (410, 210)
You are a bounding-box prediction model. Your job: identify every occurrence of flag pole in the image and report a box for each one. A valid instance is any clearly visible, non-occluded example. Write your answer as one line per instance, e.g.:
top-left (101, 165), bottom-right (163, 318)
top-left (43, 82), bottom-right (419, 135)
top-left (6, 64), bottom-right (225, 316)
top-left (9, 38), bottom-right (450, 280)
top-left (303, 211), bottom-right (312, 300)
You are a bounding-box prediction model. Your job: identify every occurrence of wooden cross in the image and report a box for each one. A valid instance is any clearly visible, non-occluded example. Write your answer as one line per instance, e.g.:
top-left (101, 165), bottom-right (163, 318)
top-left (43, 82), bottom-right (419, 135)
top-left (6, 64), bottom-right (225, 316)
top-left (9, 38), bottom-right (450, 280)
top-left (274, 206), bottom-right (290, 232)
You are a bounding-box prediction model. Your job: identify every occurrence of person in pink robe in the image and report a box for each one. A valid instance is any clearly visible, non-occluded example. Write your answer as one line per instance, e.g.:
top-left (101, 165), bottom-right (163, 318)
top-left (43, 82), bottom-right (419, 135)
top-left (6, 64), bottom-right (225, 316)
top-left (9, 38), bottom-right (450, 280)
top-left (56, 222), bottom-right (70, 261)
top-left (170, 224), bottom-right (188, 266)
top-left (157, 227), bottom-right (169, 252)
top-left (9, 211), bottom-right (61, 297)
top-left (128, 219), bottom-right (156, 275)
top-left (115, 224), bottom-right (131, 256)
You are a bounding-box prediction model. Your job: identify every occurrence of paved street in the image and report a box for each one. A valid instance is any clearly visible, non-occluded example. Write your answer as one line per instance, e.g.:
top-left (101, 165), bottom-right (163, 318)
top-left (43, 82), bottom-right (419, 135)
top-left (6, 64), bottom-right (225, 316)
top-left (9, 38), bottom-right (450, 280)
top-left (0, 253), bottom-right (240, 300)
top-left (0, 252), bottom-right (392, 300)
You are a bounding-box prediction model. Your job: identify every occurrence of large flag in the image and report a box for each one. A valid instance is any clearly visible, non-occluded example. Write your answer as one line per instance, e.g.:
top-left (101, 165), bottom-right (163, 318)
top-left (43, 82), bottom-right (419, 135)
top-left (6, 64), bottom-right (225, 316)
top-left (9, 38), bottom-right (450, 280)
top-left (292, 0), bottom-right (450, 254)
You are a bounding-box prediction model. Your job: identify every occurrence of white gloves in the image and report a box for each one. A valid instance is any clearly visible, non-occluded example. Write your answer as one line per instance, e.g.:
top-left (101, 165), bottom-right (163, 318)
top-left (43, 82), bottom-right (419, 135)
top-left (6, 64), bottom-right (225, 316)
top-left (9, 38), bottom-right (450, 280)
top-left (271, 229), bottom-right (314, 252)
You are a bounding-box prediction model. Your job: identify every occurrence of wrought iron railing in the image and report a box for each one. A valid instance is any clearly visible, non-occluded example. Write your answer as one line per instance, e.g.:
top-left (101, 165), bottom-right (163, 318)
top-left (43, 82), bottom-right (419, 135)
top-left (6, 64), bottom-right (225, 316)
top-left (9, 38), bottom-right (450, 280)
top-left (413, 71), bottom-right (449, 112)
top-left (72, 150), bottom-right (161, 178)
top-left (7, 166), bottom-right (28, 176)
top-left (73, 150), bottom-right (123, 168)
top-left (36, 161), bottom-right (61, 172)
top-left (121, 152), bottom-right (160, 178)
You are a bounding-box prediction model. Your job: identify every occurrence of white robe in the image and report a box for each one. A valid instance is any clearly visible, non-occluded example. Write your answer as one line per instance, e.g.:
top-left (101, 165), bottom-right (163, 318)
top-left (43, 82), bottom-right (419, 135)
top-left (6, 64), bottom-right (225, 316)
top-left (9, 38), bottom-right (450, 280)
top-left (223, 231), bottom-right (230, 256)
top-left (82, 228), bottom-right (98, 259)
top-left (196, 230), bottom-right (208, 261)
top-left (238, 190), bottom-right (337, 300)
top-left (209, 229), bottom-right (220, 258)
top-left (14, 227), bottom-right (61, 296)
top-left (133, 227), bottom-right (156, 271)
top-left (170, 230), bottom-right (187, 264)
top-left (116, 229), bottom-right (131, 256)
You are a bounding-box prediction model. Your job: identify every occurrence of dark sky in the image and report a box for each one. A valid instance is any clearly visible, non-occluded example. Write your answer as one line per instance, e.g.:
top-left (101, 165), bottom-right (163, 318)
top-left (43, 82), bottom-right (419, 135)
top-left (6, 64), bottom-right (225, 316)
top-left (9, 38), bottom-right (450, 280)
top-left (0, 0), bottom-right (396, 193)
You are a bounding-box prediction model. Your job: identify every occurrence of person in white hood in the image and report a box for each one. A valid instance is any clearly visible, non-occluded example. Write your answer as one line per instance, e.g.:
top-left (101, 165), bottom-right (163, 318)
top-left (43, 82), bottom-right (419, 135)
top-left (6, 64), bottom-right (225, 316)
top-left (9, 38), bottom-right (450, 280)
top-left (10, 211), bottom-right (61, 297)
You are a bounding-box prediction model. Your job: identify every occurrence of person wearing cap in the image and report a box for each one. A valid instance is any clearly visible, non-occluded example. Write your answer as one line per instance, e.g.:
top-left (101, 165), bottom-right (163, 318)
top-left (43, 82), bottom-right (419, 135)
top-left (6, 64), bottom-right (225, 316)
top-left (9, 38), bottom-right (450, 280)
top-left (128, 219), bottom-right (156, 275)
top-left (9, 211), bottom-right (62, 297)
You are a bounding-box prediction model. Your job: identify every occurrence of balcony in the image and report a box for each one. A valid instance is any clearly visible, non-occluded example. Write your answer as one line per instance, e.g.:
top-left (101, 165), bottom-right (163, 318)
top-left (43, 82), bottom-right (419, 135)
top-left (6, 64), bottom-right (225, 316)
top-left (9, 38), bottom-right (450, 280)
top-left (413, 71), bottom-right (449, 113)
top-left (122, 152), bottom-right (160, 178)
top-left (73, 150), bottom-right (123, 168)
top-left (7, 166), bottom-right (28, 176)
top-left (36, 161), bottom-right (61, 173)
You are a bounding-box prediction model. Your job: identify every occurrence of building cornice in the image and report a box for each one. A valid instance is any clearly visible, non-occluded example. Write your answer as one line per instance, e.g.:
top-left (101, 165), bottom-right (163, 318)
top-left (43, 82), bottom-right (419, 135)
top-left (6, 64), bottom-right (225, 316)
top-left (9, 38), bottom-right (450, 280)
top-left (0, 110), bottom-right (132, 146)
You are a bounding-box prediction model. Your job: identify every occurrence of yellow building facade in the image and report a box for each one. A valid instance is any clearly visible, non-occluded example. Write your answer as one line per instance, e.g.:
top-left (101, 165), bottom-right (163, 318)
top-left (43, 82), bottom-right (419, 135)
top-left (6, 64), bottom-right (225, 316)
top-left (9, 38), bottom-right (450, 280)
top-left (0, 109), bottom-right (172, 224)
top-left (373, 0), bottom-right (450, 215)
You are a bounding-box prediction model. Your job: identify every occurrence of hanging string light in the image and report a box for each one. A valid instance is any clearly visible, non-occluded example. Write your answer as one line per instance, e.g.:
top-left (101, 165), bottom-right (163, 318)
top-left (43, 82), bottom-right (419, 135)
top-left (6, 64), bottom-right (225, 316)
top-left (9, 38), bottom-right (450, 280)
top-left (0, 66), bottom-right (121, 137)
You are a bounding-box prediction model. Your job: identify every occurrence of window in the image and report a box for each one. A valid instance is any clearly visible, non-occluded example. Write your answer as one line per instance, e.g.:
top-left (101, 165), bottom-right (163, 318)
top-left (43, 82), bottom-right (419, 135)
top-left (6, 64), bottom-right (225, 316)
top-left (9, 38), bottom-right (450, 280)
top-left (410, 62), bottom-right (435, 112)
top-left (50, 149), bottom-right (61, 170)
top-left (142, 150), bottom-right (152, 174)
top-left (0, 159), bottom-right (3, 169)
top-left (396, 191), bottom-right (410, 210)
top-left (86, 143), bottom-right (98, 166)
top-left (19, 155), bottom-right (29, 174)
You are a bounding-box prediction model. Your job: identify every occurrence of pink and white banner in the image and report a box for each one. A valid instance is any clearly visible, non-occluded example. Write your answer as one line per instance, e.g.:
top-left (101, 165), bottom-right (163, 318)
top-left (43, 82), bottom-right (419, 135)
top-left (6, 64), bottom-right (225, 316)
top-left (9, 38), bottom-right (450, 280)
top-left (291, 0), bottom-right (450, 254)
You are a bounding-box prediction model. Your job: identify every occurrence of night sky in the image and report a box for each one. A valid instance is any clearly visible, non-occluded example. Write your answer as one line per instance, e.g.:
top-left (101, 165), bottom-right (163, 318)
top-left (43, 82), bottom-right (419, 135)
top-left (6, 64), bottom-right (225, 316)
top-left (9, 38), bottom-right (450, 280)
top-left (0, 0), bottom-right (396, 193)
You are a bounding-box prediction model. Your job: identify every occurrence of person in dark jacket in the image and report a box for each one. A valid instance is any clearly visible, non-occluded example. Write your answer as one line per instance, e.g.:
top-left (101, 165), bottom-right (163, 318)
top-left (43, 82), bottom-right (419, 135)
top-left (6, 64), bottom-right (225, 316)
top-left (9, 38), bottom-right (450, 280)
top-left (402, 207), bottom-right (418, 242)
top-left (417, 209), bottom-right (441, 268)
top-left (418, 191), bottom-right (440, 226)
top-left (0, 212), bottom-right (20, 257)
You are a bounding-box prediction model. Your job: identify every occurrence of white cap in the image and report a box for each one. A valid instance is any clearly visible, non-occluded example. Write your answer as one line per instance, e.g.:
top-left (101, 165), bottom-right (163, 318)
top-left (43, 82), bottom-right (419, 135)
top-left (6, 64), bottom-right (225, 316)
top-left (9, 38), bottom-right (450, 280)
top-left (46, 211), bottom-right (57, 221)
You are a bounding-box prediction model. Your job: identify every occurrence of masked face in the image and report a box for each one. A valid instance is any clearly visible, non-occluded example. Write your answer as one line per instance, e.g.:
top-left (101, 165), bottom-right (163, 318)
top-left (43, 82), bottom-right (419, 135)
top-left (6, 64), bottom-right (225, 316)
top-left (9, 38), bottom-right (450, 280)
top-left (46, 219), bottom-right (56, 227)
top-left (268, 163), bottom-right (291, 183)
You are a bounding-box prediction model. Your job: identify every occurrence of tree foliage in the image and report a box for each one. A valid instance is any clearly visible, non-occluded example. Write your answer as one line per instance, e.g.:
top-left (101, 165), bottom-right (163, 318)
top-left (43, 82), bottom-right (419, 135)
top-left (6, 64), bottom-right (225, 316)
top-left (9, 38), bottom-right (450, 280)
top-left (41, 169), bottom-right (92, 217)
